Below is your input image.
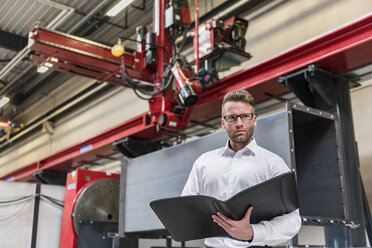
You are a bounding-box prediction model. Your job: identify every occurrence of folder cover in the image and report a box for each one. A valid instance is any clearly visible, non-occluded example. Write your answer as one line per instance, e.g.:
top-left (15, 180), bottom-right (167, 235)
top-left (150, 172), bottom-right (299, 242)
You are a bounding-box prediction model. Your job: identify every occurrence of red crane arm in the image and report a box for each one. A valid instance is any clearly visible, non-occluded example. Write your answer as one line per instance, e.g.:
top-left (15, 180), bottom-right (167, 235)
top-left (28, 27), bottom-right (153, 83)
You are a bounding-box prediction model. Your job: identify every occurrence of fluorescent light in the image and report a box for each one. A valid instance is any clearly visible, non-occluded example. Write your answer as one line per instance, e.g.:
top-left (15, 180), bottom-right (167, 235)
top-left (0, 97), bottom-right (9, 108)
top-left (37, 65), bottom-right (49, 73)
top-left (44, 62), bottom-right (53, 68)
top-left (51, 57), bottom-right (58, 62)
top-left (106, 0), bottom-right (134, 17)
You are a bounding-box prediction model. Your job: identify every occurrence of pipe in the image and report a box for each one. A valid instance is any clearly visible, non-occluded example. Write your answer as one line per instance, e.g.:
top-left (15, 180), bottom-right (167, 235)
top-left (109, 8), bottom-right (153, 43)
top-left (194, 0), bottom-right (200, 73)
top-left (0, 47), bottom-right (30, 82)
top-left (0, 82), bottom-right (109, 150)
top-left (46, 8), bottom-right (68, 29)
top-left (36, 0), bottom-right (74, 11)
top-left (0, 0), bottom-right (75, 88)
top-left (68, 0), bottom-right (111, 34)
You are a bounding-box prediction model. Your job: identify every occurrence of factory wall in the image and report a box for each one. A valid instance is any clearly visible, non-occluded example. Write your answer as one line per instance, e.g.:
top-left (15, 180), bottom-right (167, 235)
top-left (0, 83), bottom-right (146, 177)
top-left (0, 1), bottom-right (371, 244)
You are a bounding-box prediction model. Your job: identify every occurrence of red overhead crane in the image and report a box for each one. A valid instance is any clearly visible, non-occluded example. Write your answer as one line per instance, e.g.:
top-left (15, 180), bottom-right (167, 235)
top-left (2, 13), bottom-right (372, 182)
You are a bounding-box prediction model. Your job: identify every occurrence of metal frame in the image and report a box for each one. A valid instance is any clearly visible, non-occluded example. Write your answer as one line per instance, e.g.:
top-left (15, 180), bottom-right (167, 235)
top-left (287, 103), bottom-right (349, 222)
top-left (280, 65), bottom-right (368, 245)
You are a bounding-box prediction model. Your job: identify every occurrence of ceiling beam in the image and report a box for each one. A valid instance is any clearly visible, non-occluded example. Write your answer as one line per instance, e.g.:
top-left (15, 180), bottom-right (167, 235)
top-left (0, 29), bottom-right (27, 51)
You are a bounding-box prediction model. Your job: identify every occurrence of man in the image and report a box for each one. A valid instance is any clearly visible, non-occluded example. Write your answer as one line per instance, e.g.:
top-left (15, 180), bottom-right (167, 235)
top-left (182, 90), bottom-right (301, 247)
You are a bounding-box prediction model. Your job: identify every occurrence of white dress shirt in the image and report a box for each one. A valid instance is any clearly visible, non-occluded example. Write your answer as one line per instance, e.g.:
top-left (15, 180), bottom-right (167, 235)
top-left (181, 139), bottom-right (301, 247)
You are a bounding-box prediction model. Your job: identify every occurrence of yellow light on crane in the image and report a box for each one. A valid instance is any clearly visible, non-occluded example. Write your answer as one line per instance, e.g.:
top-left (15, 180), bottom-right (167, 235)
top-left (111, 39), bottom-right (125, 57)
top-left (106, 0), bottom-right (135, 17)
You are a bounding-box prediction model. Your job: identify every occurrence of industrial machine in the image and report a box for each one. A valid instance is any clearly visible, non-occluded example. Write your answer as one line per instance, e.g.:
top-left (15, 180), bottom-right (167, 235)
top-left (59, 169), bottom-right (123, 248)
top-left (27, 0), bottom-right (251, 133)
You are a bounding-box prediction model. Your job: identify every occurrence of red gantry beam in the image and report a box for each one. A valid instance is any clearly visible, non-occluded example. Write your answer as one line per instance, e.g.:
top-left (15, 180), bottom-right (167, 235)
top-left (28, 26), bottom-right (153, 83)
top-left (2, 13), bottom-right (372, 182)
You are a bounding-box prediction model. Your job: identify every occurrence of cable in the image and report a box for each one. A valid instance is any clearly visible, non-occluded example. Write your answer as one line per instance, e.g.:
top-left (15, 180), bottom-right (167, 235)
top-left (118, 27), bottom-right (195, 100)
top-left (0, 201), bottom-right (31, 221)
top-left (120, 56), bottom-right (176, 100)
top-left (0, 194), bottom-right (36, 205)
top-left (0, 193), bottom-right (64, 221)
top-left (40, 194), bottom-right (64, 208)
top-left (0, 194), bottom-right (64, 208)
top-left (0, 194), bottom-right (37, 221)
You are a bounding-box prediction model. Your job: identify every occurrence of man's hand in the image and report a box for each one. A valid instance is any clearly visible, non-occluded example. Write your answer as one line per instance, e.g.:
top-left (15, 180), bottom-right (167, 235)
top-left (211, 206), bottom-right (254, 241)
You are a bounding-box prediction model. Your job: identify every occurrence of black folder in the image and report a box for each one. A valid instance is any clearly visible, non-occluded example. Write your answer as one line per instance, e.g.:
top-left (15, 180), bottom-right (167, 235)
top-left (150, 172), bottom-right (299, 242)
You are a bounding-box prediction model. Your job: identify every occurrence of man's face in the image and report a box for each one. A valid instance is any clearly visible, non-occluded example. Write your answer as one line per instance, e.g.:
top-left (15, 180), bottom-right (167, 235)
top-left (221, 101), bottom-right (257, 147)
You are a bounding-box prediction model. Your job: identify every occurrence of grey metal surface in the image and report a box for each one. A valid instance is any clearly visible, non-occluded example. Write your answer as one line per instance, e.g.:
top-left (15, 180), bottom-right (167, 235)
top-left (124, 130), bottom-right (228, 233)
top-left (77, 221), bottom-right (138, 248)
top-left (74, 179), bottom-right (119, 235)
top-left (254, 110), bottom-right (291, 168)
top-left (118, 158), bottom-right (128, 237)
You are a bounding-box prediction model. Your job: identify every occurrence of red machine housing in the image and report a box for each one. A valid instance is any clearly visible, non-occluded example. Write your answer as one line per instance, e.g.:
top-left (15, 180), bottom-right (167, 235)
top-left (197, 16), bottom-right (249, 59)
top-left (59, 169), bottom-right (120, 248)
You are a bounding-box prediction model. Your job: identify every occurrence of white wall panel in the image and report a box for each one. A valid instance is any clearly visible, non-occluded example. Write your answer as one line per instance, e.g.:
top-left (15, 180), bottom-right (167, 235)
top-left (37, 184), bottom-right (65, 248)
top-left (0, 181), bottom-right (35, 248)
top-left (0, 181), bottom-right (65, 248)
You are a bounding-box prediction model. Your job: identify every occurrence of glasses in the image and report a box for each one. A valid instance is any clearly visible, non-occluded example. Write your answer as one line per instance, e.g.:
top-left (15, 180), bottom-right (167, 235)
top-left (223, 113), bottom-right (254, 122)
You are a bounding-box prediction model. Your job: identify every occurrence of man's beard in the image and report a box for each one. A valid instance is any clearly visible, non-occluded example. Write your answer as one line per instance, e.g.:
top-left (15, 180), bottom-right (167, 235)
top-left (230, 127), bottom-right (254, 144)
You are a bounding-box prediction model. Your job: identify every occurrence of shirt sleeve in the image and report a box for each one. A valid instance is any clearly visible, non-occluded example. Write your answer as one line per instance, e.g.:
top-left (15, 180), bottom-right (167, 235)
top-left (250, 209), bottom-right (301, 245)
top-left (250, 155), bottom-right (301, 245)
top-left (181, 156), bottom-right (201, 196)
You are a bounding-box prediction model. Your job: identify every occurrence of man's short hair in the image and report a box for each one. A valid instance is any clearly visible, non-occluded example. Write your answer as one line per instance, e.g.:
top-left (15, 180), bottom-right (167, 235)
top-left (222, 90), bottom-right (255, 114)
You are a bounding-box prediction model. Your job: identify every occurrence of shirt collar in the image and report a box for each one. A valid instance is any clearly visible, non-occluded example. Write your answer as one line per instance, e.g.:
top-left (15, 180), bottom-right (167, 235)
top-left (222, 138), bottom-right (257, 155)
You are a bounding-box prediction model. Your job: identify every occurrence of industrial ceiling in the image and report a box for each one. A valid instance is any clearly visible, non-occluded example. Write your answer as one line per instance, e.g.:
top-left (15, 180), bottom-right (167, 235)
top-left (0, 0), bottom-right (155, 125)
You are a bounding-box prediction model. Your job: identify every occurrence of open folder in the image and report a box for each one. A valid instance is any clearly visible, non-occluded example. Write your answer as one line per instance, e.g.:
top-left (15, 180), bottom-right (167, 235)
top-left (150, 172), bottom-right (299, 242)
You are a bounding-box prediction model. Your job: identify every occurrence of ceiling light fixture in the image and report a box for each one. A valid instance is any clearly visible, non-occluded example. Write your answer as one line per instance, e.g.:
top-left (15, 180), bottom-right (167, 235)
top-left (37, 65), bottom-right (49, 73)
top-left (106, 0), bottom-right (135, 17)
top-left (50, 57), bottom-right (58, 62)
top-left (44, 62), bottom-right (53, 68)
top-left (0, 96), bottom-right (9, 108)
